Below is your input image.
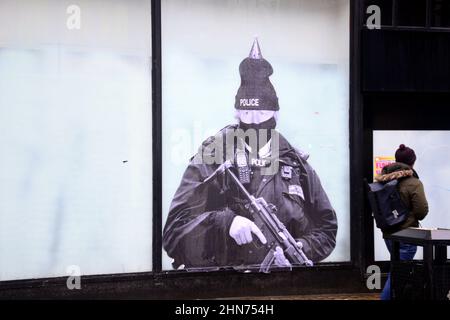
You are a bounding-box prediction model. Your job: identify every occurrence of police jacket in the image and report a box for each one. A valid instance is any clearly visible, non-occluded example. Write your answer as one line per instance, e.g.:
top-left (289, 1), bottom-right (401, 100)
top-left (163, 125), bottom-right (338, 270)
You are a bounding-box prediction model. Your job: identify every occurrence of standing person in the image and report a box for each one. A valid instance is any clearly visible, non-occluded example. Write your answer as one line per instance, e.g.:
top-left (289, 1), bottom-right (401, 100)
top-left (162, 39), bottom-right (338, 271)
top-left (375, 144), bottom-right (429, 300)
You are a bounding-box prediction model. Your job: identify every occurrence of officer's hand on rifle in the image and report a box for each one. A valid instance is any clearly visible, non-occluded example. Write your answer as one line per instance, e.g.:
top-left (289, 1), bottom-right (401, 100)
top-left (229, 216), bottom-right (267, 245)
top-left (273, 241), bottom-right (304, 267)
top-left (273, 246), bottom-right (291, 267)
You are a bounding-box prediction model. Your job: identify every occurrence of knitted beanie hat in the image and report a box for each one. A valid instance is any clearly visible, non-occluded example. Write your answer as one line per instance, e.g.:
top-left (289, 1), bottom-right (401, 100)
top-left (234, 38), bottom-right (279, 111)
top-left (395, 144), bottom-right (417, 166)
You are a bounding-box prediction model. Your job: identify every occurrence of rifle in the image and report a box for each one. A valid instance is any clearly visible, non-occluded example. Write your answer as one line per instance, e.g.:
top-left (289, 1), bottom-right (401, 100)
top-left (204, 160), bottom-right (313, 273)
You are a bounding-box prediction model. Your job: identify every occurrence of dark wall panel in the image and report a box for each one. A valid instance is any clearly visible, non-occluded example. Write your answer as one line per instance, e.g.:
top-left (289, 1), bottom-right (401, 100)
top-left (362, 29), bottom-right (450, 92)
top-left (363, 93), bottom-right (450, 130)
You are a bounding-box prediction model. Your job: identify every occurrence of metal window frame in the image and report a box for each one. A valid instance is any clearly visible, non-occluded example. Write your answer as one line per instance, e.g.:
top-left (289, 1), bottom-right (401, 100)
top-left (362, 0), bottom-right (450, 31)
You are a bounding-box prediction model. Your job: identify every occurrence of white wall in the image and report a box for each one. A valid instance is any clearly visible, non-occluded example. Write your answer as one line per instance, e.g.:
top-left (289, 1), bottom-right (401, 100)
top-left (0, 0), bottom-right (153, 281)
top-left (373, 131), bottom-right (450, 261)
top-left (162, 0), bottom-right (351, 269)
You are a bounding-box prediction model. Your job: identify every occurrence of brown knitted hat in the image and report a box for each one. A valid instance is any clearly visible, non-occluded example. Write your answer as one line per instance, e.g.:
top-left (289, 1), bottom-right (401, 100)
top-left (395, 144), bottom-right (416, 166)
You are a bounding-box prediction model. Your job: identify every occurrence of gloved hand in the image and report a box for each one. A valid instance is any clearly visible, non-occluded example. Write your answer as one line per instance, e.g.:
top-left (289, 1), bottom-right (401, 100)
top-left (273, 247), bottom-right (291, 267)
top-left (229, 216), bottom-right (267, 246)
top-left (273, 241), bottom-right (304, 267)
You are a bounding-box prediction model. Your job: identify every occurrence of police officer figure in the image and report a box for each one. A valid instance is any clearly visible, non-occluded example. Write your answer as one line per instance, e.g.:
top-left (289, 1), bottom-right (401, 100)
top-left (163, 39), bottom-right (338, 271)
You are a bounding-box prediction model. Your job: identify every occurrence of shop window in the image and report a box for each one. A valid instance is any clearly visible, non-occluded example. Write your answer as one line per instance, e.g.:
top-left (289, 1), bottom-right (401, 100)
top-left (161, 0), bottom-right (351, 271)
top-left (0, 0), bottom-right (153, 281)
top-left (373, 130), bottom-right (450, 262)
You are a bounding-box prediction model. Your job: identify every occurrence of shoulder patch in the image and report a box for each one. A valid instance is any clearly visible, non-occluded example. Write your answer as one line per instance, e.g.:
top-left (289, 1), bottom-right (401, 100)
top-left (289, 184), bottom-right (305, 201)
top-left (295, 147), bottom-right (310, 161)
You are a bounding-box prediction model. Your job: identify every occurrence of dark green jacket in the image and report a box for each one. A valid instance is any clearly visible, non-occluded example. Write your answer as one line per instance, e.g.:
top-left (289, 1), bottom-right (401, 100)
top-left (162, 125), bottom-right (337, 270)
top-left (375, 162), bottom-right (429, 234)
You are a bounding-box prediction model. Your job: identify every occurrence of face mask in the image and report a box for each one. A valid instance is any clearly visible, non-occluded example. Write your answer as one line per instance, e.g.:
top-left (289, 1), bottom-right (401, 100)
top-left (239, 117), bottom-right (276, 149)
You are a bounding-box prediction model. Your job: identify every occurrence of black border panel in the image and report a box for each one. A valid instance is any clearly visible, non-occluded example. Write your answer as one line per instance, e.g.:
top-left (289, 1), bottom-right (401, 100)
top-left (362, 29), bottom-right (450, 92)
top-left (0, 265), bottom-right (370, 299)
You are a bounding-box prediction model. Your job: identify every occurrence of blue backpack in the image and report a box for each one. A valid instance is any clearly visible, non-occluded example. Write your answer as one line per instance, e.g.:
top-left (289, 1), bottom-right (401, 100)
top-left (366, 179), bottom-right (410, 231)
